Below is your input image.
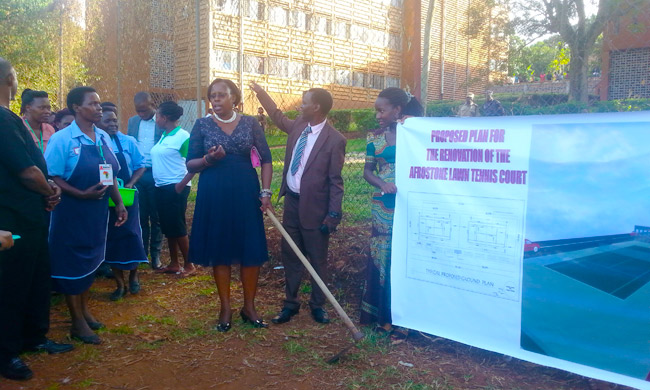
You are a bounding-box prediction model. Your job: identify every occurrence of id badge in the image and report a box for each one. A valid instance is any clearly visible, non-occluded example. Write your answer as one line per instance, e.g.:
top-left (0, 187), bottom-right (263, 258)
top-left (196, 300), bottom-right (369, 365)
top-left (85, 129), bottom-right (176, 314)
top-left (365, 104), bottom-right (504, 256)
top-left (99, 164), bottom-right (114, 185)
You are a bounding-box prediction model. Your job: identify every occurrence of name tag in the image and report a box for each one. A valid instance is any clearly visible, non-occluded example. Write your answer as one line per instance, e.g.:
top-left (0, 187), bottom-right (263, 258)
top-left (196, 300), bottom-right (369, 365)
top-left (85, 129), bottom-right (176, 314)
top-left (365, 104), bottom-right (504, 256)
top-left (99, 164), bottom-right (113, 185)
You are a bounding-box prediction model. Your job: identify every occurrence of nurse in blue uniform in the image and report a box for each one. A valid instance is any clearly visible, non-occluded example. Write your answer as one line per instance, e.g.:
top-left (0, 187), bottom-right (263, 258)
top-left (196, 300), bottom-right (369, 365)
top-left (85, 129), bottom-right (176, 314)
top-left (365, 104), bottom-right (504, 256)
top-left (97, 109), bottom-right (148, 301)
top-left (44, 87), bottom-right (128, 345)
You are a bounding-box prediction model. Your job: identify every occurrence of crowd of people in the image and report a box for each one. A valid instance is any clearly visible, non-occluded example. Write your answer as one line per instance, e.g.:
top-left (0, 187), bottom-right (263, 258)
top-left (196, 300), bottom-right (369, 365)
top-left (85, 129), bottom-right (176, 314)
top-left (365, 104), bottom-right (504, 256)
top-left (0, 55), bottom-right (424, 381)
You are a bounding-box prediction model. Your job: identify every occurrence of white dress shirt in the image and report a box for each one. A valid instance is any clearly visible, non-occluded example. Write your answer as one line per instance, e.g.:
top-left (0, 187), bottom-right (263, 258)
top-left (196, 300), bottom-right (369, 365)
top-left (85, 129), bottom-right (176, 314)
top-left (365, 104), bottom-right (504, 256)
top-left (137, 115), bottom-right (156, 167)
top-left (286, 119), bottom-right (326, 193)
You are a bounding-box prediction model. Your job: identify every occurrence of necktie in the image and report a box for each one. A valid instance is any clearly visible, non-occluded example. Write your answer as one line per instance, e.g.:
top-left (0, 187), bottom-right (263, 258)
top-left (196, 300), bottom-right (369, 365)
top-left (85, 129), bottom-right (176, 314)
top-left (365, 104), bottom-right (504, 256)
top-left (290, 126), bottom-right (312, 176)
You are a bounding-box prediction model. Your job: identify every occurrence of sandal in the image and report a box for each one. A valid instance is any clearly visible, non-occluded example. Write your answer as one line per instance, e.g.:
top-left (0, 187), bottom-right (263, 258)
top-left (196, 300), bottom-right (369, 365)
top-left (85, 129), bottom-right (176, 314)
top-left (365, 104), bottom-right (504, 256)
top-left (180, 267), bottom-right (197, 277)
top-left (156, 266), bottom-right (182, 274)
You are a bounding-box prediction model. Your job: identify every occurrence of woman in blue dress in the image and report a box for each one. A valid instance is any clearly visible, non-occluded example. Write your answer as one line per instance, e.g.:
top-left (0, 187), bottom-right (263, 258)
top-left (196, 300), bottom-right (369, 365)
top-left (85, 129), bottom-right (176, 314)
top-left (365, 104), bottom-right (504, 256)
top-left (186, 79), bottom-right (273, 331)
top-left (45, 87), bottom-right (128, 345)
top-left (97, 109), bottom-right (148, 300)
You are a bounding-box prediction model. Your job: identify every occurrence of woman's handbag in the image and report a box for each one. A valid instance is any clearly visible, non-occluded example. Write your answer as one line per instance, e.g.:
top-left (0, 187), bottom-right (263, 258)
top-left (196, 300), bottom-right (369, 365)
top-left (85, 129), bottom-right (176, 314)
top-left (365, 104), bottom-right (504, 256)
top-left (250, 146), bottom-right (261, 168)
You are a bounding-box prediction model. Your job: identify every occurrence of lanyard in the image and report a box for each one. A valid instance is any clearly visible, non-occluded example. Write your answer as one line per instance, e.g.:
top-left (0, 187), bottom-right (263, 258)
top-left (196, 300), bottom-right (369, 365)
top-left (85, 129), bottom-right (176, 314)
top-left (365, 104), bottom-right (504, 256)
top-left (158, 126), bottom-right (181, 144)
top-left (95, 131), bottom-right (106, 163)
top-left (24, 119), bottom-right (43, 153)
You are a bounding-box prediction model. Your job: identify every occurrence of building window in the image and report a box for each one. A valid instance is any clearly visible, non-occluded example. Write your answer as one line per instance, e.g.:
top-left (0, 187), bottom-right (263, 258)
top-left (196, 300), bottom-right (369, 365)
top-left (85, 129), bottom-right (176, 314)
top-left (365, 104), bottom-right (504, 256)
top-left (268, 57), bottom-right (289, 77)
top-left (350, 25), bottom-right (368, 44)
top-left (388, 33), bottom-right (401, 51)
top-left (311, 64), bottom-right (333, 84)
top-left (291, 10), bottom-right (308, 30)
top-left (333, 21), bottom-right (350, 40)
top-left (352, 71), bottom-right (364, 87)
top-left (245, 0), bottom-right (265, 20)
top-left (386, 76), bottom-right (399, 88)
top-left (289, 62), bottom-right (309, 80)
top-left (335, 69), bottom-right (351, 86)
top-left (311, 16), bottom-right (331, 35)
top-left (214, 0), bottom-right (238, 16)
top-left (214, 50), bottom-right (238, 71)
top-left (366, 74), bottom-right (384, 89)
top-left (269, 6), bottom-right (288, 25)
top-left (244, 55), bottom-right (264, 74)
top-left (368, 29), bottom-right (387, 47)
top-left (390, 0), bottom-right (403, 8)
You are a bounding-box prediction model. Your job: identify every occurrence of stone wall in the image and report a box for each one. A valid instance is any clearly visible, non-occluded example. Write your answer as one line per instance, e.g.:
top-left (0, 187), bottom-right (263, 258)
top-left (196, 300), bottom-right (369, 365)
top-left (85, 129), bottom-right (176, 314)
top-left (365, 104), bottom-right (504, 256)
top-left (490, 78), bottom-right (601, 96)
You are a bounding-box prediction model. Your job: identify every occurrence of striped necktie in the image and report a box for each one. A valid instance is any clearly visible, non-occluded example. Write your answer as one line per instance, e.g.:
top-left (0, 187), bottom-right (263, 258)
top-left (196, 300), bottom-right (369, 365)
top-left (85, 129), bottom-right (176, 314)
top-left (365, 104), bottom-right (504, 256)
top-left (290, 125), bottom-right (312, 176)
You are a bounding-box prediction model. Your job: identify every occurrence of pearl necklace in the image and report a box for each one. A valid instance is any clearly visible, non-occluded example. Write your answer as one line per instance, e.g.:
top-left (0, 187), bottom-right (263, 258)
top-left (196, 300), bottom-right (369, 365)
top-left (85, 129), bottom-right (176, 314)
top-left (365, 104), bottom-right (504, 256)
top-left (214, 111), bottom-right (237, 123)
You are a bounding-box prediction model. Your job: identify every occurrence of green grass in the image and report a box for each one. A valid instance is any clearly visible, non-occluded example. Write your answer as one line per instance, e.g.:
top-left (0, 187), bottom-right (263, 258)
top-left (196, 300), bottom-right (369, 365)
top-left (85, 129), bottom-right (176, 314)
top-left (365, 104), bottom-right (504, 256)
top-left (283, 340), bottom-right (308, 355)
top-left (108, 324), bottom-right (134, 335)
top-left (265, 133), bottom-right (288, 147)
top-left (346, 138), bottom-right (367, 153)
top-left (137, 314), bottom-right (178, 326)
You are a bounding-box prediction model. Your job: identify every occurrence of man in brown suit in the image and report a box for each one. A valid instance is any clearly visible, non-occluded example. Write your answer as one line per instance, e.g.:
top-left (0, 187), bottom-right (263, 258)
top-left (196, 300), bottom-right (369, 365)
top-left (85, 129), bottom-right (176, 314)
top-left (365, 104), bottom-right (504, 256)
top-left (251, 82), bottom-right (346, 324)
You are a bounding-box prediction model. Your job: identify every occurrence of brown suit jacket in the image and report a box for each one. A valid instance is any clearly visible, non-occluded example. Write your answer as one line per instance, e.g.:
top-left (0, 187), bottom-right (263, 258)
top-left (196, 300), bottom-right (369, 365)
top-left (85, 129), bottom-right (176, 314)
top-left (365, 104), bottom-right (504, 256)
top-left (256, 90), bottom-right (346, 230)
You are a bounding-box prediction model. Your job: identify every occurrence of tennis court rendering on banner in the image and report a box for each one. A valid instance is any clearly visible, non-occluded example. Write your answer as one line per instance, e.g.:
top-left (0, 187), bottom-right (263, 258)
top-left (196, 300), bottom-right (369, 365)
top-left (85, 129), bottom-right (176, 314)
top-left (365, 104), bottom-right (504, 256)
top-left (546, 245), bottom-right (650, 300)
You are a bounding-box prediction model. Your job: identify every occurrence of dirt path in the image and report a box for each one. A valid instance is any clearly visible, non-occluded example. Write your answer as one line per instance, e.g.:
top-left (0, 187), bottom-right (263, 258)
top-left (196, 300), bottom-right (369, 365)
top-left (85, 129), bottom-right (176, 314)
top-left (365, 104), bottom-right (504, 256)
top-left (0, 224), bottom-right (633, 390)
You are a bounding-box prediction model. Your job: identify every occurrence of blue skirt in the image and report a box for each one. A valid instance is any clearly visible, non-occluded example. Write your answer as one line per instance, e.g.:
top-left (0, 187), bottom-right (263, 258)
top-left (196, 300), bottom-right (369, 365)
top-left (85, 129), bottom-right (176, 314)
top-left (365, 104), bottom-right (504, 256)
top-left (189, 154), bottom-right (268, 267)
top-left (105, 192), bottom-right (148, 270)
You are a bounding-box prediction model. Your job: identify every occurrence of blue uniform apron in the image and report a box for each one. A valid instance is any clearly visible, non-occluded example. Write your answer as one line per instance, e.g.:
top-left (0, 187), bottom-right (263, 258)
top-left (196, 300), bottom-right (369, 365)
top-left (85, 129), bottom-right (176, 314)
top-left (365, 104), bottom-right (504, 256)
top-left (104, 136), bottom-right (147, 270)
top-left (49, 136), bottom-right (118, 295)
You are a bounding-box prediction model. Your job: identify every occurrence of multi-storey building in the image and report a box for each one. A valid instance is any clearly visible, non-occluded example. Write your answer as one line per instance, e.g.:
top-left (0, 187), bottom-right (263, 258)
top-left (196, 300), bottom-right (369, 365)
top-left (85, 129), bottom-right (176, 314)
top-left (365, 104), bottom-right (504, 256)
top-left (87, 0), bottom-right (505, 129)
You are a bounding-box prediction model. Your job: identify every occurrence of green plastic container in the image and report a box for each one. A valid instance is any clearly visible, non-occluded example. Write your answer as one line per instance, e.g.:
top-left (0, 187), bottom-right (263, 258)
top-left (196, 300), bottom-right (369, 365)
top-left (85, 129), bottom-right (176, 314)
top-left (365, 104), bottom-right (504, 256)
top-left (109, 179), bottom-right (136, 207)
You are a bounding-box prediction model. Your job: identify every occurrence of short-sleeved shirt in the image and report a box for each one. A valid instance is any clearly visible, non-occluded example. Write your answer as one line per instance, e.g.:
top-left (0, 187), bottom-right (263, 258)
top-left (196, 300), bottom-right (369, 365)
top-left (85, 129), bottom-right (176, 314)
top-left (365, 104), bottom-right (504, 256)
top-left (23, 119), bottom-right (56, 153)
top-left (0, 107), bottom-right (49, 230)
top-left (44, 120), bottom-right (118, 181)
top-left (110, 131), bottom-right (145, 178)
top-left (150, 127), bottom-right (190, 187)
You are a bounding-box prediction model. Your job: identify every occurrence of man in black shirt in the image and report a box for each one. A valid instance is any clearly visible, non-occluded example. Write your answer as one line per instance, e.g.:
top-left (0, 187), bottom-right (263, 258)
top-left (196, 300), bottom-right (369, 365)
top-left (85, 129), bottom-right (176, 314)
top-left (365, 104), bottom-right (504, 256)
top-left (482, 90), bottom-right (506, 116)
top-left (0, 58), bottom-right (73, 381)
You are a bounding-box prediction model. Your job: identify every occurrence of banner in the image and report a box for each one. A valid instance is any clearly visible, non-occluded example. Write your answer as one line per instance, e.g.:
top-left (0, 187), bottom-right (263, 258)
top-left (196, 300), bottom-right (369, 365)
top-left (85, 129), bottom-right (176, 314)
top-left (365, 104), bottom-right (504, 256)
top-left (391, 112), bottom-right (650, 390)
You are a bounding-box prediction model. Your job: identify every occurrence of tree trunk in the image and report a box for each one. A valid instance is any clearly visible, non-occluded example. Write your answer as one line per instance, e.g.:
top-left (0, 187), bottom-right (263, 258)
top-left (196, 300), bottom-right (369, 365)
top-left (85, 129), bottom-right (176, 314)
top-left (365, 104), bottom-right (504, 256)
top-left (567, 39), bottom-right (594, 102)
top-left (421, 0), bottom-right (436, 105)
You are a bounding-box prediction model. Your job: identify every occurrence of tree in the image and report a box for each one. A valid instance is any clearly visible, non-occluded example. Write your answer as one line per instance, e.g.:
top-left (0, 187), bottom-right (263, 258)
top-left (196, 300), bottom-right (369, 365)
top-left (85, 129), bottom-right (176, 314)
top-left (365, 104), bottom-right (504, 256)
top-left (0, 0), bottom-right (87, 112)
top-left (508, 35), bottom-right (569, 80)
top-left (511, 0), bottom-right (643, 102)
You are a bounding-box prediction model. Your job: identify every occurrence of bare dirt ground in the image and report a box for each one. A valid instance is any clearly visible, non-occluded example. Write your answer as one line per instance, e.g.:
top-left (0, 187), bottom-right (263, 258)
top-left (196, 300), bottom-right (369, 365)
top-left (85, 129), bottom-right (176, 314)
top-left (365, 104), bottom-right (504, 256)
top-left (0, 222), bottom-right (636, 390)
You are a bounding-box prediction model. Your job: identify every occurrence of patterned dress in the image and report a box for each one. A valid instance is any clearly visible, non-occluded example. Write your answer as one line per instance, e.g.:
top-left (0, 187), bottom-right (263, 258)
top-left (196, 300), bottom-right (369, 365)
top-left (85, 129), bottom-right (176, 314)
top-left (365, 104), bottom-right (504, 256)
top-left (360, 129), bottom-right (396, 326)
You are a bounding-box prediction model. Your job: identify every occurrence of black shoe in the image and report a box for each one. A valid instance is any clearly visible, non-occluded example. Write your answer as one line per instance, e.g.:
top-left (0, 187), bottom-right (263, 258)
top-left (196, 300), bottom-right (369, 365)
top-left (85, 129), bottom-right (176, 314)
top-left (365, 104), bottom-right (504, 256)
top-left (215, 322), bottom-right (231, 332)
top-left (0, 357), bottom-right (33, 380)
top-left (110, 287), bottom-right (126, 301)
top-left (70, 333), bottom-right (102, 345)
top-left (271, 308), bottom-right (299, 324)
top-left (151, 256), bottom-right (162, 270)
top-left (87, 321), bottom-right (105, 331)
top-left (129, 280), bottom-right (141, 294)
top-left (311, 308), bottom-right (330, 324)
top-left (240, 310), bottom-right (268, 328)
top-left (26, 339), bottom-right (74, 355)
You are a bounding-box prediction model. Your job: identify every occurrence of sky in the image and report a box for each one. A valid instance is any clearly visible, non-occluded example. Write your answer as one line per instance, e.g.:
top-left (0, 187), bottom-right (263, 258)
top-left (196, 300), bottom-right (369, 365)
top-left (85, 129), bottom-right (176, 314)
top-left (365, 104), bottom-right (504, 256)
top-left (525, 122), bottom-right (650, 241)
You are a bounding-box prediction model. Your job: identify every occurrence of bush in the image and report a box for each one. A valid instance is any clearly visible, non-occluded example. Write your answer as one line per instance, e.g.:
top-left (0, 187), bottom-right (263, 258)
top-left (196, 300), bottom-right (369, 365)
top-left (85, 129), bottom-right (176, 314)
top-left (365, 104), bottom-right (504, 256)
top-left (329, 110), bottom-right (352, 132)
top-left (425, 95), bottom-right (650, 117)
top-left (351, 109), bottom-right (378, 132)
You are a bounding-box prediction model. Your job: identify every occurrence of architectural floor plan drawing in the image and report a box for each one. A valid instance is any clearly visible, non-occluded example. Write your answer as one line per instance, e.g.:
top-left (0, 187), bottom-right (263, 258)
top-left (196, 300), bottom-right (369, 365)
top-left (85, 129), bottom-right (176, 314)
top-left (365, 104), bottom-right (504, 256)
top-left (406, 192), bottom-right (526, 301)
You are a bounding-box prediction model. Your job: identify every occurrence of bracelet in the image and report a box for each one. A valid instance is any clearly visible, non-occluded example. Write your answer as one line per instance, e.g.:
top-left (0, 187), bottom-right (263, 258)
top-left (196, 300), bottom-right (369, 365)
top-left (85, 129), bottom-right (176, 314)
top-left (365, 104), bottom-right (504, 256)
top-left (328, 211), bottom-right (341, 219)
top-left (203, 155), bottom-right (214, 166)
top-left (260, 189), bottom-right (272, 198)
